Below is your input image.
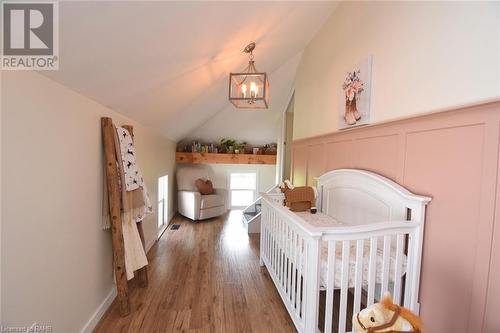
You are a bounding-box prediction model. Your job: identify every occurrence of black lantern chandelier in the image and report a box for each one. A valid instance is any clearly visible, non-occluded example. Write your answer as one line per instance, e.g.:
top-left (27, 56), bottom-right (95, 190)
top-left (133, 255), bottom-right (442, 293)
top-left (228, 42), bottom-right (269, 109)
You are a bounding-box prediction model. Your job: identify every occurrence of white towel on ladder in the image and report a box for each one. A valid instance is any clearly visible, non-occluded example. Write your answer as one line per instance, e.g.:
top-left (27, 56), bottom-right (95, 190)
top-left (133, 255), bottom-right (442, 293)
top-left (114, 126), bottom-right (150, 279)
top-left (122, 212), bottom-right (148, 280)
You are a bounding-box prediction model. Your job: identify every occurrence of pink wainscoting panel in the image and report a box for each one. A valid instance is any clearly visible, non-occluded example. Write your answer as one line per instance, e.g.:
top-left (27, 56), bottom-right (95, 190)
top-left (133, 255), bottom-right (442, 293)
top-left (325, 140), bottom-right (352, 170)
top-left (291, 101), bottom-right (500, 332)
top-left (404, 124), bottom-right (485, 333)
top-left (306, 143), bottom-right (326, 186)
top-left (352, 134), bottom-right (400, 181)
top-left (292, 145), bottom-right (308, 186)
top-left (484, 121), bottom-right (500, 333)
top-left (485, 231), bottom-right (500, 333)
top-left (467, 118), bottom-right (500, 332)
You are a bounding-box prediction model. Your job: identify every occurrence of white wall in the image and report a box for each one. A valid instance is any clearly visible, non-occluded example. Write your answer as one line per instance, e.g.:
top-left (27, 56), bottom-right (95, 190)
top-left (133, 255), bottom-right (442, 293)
top-left (1, 71), bottom-right (176, 332)
top-left (177, 164), bottom-right (276, 206)
top-left (274, 113), bottom-right (284, 184)
top-left (182, 109), bottom-right (281, 146)
top-left (294, 1), bottom-right (500, 140)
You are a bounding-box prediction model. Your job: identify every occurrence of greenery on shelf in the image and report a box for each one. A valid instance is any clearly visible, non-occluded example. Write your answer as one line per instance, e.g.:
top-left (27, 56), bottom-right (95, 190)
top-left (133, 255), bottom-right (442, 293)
top-left (220, 138), bottom-right (247, 154)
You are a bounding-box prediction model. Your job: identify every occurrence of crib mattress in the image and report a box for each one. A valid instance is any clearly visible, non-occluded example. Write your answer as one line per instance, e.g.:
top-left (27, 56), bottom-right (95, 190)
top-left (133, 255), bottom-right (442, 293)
top-left (293, 210), bottom-right (407, 289)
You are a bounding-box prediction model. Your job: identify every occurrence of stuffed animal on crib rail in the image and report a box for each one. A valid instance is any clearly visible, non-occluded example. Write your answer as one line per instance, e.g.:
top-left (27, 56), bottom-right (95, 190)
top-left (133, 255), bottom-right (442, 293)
top-left (353, 293), bottom-right (422, 333)
top-left (278, 180), bottom-right (317, 214)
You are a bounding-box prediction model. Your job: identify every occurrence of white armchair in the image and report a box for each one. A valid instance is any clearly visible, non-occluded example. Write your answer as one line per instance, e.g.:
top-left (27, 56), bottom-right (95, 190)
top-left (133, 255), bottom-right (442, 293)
top-left (176, 167), bottom-right (227, 220)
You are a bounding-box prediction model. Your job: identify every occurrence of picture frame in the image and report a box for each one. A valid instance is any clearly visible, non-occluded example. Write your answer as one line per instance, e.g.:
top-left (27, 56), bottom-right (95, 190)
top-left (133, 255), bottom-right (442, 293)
top-left (339, 56), bottom-right (373, 129)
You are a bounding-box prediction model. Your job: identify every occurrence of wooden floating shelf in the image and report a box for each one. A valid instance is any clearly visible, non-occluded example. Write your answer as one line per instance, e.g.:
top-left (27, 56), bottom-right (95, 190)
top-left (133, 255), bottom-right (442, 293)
top-left (176, 152), bottom-right (276, 165)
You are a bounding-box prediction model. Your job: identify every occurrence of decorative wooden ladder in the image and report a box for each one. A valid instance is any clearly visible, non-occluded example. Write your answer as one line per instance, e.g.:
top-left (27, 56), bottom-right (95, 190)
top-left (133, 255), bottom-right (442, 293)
top-left (101, 117), bottom-right (148, 316)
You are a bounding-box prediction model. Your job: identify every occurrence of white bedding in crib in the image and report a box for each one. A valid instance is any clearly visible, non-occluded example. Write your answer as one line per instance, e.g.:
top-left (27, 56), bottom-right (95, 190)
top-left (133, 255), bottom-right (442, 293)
top-left (294, 211), bottom-right (408, 289)
top-left (293, 211), bottom-right (344, 228)
top-left (318, 240), bottom-right (407, 289)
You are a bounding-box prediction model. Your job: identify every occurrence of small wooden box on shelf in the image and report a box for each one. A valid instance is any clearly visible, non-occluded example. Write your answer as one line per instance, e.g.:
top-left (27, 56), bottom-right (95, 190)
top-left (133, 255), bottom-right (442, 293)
top-left (176, 152), bottom-right (276, 165)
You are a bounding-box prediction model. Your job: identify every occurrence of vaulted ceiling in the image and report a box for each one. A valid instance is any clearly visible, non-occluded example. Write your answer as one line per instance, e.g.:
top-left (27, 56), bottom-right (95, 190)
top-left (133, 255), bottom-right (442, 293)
top-left (42, 1), bottom-right (338, 142)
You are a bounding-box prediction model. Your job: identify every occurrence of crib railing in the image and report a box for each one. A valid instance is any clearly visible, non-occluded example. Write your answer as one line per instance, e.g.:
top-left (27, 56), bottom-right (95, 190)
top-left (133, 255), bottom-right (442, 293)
top-left (260, 193), bottom-right (322, 332)
top-left (321, 223), bottom-right (422, 333)
top-left (260, 193), bottom-right (424, 333)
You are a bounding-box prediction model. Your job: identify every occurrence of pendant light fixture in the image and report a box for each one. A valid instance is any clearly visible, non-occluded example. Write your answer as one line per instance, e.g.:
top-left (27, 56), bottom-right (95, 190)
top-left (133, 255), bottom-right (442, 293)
top-left (228, 42), bottom-right (269, 109)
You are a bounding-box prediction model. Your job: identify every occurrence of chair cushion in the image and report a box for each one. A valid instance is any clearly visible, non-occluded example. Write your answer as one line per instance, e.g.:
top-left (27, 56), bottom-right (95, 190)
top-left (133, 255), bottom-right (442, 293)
top-left (195, 179), bottom-right (214, 195)
top-left (200, 194), bottom-right (224, 209)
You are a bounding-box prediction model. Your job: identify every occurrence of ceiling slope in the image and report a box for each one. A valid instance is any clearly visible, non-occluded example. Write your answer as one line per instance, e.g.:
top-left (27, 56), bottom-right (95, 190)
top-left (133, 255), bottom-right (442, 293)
top-left (42, 1), bottom-right (338, 141)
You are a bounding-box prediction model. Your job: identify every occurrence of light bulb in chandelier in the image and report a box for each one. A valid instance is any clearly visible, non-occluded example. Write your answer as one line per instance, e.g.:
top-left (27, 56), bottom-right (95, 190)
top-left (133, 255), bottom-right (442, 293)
top-left (250, 82), bottom-right (258, 99)
top-left (241, 84), bottom-right (247, 98)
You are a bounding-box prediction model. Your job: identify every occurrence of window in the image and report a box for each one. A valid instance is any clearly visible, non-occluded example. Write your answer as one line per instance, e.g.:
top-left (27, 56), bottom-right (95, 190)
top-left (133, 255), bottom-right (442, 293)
top-left (229, 172), bottom-right (257, 207)
top-left (158, 175), bottom-right (168, 229)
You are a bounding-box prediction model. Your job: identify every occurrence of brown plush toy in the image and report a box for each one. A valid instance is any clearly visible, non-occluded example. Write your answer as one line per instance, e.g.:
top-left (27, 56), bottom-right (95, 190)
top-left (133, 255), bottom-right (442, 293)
top-left (279, 180), bottom-right (317, 214)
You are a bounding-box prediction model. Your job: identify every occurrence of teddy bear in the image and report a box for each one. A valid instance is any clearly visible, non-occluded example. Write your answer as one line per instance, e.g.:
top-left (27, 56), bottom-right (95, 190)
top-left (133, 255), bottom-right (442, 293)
top-left (352, 293), bottom-right (422, 332)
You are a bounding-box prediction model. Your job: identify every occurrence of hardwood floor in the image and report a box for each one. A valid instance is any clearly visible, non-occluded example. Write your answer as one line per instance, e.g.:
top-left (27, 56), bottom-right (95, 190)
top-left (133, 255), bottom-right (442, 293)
top-left (95, 211), bottom-right (296, 332)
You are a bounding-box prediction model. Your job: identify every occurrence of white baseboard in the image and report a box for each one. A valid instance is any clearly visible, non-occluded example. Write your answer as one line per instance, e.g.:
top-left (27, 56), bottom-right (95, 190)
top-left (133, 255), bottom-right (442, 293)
top-left (80, 287), bottom-right (117, 333)
top-left (146, 238), bottom-right (156, 253)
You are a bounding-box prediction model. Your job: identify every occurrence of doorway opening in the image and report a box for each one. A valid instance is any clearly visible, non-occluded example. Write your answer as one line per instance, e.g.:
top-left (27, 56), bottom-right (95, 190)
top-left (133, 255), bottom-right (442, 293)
top-left (282, 93), bottom-right (294, 181)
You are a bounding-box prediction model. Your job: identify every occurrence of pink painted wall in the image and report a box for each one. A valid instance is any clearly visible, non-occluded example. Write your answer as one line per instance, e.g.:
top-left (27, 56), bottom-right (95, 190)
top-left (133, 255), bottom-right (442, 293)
top-left (291, 100), bottom-right (500, 333)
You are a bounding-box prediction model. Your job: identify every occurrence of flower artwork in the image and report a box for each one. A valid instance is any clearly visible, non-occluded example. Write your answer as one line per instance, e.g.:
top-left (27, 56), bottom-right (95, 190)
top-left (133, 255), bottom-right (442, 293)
top-left (339, 56), bottom-right (372, 129)
top-left (342, 70), bottom-right (364, 124)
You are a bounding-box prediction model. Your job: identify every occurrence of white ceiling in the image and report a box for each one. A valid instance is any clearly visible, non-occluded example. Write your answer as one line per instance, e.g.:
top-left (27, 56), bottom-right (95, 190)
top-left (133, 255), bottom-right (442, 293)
top-left (42, 1), bottom-right (337, 142)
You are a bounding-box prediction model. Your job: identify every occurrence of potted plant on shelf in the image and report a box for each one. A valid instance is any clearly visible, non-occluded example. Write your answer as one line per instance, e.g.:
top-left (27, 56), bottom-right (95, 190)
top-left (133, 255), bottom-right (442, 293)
top-left (220, 138), bottom-right (247, 154)
top-left (234, 141), bottom-right (247, 154)
top-left (219, 138), bottom-right (236, 153)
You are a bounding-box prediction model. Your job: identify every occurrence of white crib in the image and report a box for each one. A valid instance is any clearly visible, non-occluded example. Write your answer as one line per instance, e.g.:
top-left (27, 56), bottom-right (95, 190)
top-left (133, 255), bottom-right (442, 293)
top-left (259, 169), bottom-right (431, 333)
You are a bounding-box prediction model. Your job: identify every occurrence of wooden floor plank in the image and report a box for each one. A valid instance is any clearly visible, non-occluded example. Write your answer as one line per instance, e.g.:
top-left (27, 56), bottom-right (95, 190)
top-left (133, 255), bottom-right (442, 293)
top-left (94, 211), bottom-right (296, 333)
